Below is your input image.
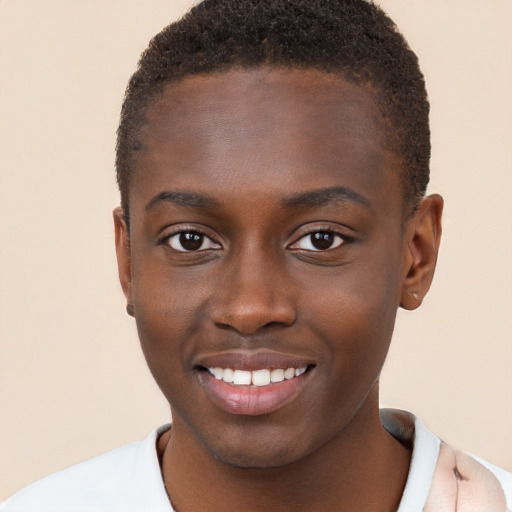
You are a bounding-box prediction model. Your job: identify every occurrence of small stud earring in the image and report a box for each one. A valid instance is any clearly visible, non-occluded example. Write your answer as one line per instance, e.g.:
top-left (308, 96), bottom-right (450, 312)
top-left (408, 290), bottom-right (420, 300)
top-left (126, 304), bottom-right (135, 316)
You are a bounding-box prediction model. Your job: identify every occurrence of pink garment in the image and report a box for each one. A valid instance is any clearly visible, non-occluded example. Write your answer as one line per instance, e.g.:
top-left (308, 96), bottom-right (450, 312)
top-left (381, 409), bottom-right (511, 512)
top-left (424, 443), bottom-right (508, 511)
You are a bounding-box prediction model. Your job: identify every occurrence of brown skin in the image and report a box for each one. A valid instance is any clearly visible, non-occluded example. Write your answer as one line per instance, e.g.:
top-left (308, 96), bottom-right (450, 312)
top-left (114, 68), bottom-right (443, 511)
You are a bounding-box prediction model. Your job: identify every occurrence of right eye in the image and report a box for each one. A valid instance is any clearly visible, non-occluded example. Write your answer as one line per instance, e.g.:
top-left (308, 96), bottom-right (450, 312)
top-left (166, 231), bottom-right (221, 252)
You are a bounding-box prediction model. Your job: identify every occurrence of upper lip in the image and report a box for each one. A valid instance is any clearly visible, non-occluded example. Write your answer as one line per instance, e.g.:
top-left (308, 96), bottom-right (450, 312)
top-left (193, 349), bottom-right (315, 372)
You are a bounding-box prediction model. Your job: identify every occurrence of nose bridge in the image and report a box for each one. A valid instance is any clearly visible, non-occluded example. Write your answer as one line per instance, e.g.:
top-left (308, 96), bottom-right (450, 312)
top-left (210, 237), bottom-right (296, 334)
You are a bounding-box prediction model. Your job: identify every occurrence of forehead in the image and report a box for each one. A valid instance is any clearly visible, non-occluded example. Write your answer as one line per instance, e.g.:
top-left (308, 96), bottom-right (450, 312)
top-left (130, 68), bottom-right (401, 212)
top-left (146, 67), bottom-right (383, 130)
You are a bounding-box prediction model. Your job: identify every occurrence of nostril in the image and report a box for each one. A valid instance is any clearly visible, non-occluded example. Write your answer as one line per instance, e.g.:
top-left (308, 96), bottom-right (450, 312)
top-left (210, 296), bottom-right (297, 332)
top-left (262, 319), bottom-right (294, 330)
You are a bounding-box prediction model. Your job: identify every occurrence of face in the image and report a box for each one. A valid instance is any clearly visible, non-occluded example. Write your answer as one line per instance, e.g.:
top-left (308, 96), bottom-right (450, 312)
top-left (115, 68), bottom-right (437, 469)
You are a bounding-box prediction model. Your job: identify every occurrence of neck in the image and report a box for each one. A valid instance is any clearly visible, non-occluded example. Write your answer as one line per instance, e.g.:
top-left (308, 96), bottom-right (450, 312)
top-left (159, 393), bottom-right (410, 512)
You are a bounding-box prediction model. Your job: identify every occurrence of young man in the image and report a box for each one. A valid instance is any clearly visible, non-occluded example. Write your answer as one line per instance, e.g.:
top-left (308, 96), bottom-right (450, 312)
top-left (2, 0), bottom-right (510, 510)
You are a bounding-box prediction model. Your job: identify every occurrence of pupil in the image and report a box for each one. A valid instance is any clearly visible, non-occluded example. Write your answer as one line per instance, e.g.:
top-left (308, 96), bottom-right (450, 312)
top-left (311, 232), bottom-right (333, 250)
top-left (180, 232), bottom-right (203, 251)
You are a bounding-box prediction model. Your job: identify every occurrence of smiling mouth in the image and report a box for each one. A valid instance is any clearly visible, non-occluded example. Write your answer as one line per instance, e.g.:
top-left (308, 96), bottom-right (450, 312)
top-left (194, 350), bottom-right (316, 415)
top-left (205, 366), bottom-right (310, 387)
top-left (197, 364), bottom-right (315, 415)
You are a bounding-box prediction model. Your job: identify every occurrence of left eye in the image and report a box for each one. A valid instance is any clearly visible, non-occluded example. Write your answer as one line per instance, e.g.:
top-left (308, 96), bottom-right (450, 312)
top-left (292, 231), bottom-right (344, 251)
top-left (167, 231), bottom-right (221, 252)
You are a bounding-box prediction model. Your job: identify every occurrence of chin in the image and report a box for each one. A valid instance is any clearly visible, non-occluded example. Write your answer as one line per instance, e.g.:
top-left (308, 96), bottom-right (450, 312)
top-left (197, 423), bottom-right (319, 470)
top-left (209, 444), bottom-right (303, 470)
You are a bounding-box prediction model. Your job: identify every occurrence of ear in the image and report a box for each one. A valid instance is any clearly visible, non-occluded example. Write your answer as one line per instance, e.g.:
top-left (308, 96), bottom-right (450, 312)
top-left (113, 207), bottom-right (134, 316)
top-left (400, 194), bottom-right (444, 310)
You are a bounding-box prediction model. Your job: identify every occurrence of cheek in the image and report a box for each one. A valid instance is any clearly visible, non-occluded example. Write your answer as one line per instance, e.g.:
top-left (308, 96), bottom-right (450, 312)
top-left (306, 259), bottom-right (401, 336)
top-left (130, 260), bottom-right (212, 386)
top-left (132, 251), bottom-right (210, 328)
top-left (302, 255), bottom-right (403, 377)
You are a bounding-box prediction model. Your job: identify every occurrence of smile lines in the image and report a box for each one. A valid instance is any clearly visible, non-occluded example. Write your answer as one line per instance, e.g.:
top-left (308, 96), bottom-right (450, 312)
top-left (207, 367), bottom-right (307, 387)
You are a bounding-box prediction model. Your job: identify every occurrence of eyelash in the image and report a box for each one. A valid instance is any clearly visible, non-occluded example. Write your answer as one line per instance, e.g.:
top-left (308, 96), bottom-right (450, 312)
top-left (160, 226), bottom-right (353, 253)
top-left (289, 230), bottom-right (346, 252)
top-left (163, 229), bottom-right (222, 252)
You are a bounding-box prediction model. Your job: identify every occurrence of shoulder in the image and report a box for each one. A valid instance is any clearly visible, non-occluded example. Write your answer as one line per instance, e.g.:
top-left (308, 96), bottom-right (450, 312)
top-left (1, 426), bottom-right (172, 512)
top-left (381, 409), bottom-right (512, 511)
top-left (424, 442), bottom-right (512, 511)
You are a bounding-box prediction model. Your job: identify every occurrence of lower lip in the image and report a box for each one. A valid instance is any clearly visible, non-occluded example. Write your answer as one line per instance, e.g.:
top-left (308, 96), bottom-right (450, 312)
top-left (197, 371), bottom-right (310, 416)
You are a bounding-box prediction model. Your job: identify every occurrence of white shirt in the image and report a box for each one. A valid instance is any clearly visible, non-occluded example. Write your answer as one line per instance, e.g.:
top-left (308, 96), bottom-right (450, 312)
top-left (2, 410), bottom-right (511, 511)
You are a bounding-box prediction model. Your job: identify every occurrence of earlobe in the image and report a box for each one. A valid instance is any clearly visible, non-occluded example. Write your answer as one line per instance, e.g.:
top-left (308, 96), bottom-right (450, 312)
top-left (400, 194), bottom-right (444, 310)
top-left (113, 207), bottom-right (133, 313)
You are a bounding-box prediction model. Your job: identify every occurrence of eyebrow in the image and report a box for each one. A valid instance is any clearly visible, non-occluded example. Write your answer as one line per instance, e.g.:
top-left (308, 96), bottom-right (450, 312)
top-left (282, 186), bottom-right (371, 210)
top-left (145, 190), bottom-right (221, 211)
top-left (145, 185), bottom-right (370, 212)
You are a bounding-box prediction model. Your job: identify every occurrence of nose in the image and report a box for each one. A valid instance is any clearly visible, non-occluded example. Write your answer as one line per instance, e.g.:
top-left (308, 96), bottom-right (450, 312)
top-left (209, 247), bottom-right (297, 336)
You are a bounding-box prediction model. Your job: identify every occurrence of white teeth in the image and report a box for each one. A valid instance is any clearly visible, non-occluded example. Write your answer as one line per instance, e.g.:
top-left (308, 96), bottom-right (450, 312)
top-left (284, 367), bottom-right (295, 380)
top-left (233, 370), bottom-right (252, 385)
top-left (208, 366), bottom-right (308, 386)
top-left (223, 368), bottom-right (234, 383)
top-left (211, 367), bottom-right (223, 380)
top-left (252, 369), bottom-right (271, 387)
top-left (270, 368), bottom-right (285, 383)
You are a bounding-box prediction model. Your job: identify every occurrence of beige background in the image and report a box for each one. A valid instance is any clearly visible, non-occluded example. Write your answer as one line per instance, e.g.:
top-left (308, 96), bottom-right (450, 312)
top-left (1, 0), bottom-right (511, 501)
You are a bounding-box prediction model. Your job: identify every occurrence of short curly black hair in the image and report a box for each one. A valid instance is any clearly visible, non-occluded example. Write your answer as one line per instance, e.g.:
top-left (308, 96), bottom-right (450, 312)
top-left (116, 0), bottom-right (430, 221)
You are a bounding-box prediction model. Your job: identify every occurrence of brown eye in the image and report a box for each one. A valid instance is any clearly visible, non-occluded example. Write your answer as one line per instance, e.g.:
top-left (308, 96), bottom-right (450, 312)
top-left (294, 231), bottom-right (343, 251)
top-left (167, 231), bottom-right (220, 252)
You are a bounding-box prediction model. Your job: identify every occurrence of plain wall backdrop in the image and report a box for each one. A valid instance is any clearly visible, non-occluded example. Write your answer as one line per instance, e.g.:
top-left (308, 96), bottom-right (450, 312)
top-left (1, 0), bottom-right (511, 501)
